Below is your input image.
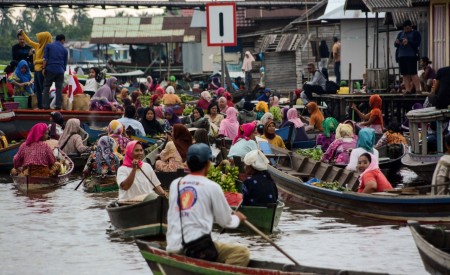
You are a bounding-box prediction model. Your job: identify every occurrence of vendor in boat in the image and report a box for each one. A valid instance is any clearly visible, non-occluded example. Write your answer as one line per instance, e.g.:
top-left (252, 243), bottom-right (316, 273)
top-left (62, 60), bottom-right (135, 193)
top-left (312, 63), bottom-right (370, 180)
top-left (171, 124), bottom-right (193, 162)
top-left (431, 134), bottom-right (450, 195)
top-left (341, 120), bottom-right (359, 141)
top-left (219, 107), bottom-right (239, 140)
top-left (242, 150), bottom-right (278, 206)
top-left (351, 94), bottom-right (384, 134)
top-left (164, 107), bottom-right (182, 128)
top-left (321, 123), bottom-right (356, 164)
top-left (218, 96), bottom-right (229, 114)
top-left (116, 88), bottom-right (130, 106)
top-left (117, 141), bottom-right (167, 201)
top-left (48, 111), bottom-right (64, 140)
top-left (256, 88), bottom-right (271, 103)
top-left (166, 143), bottom-right (250, 266)
top-left (108, 120), bottom-right (130, 155)
top-left (162, 86), bottom-right (181, 106)
top-left (255, 101), bottom-right (269, 120)
top-left (83, 136), bottom-right (121, 178)
top-left (316, 117), bottom-right (338, 152)
top-left (269, 95), bottom-right (279, 108)
top-left (196, 91), bottom-right (212, 111)
top-left (155, 140), bottom-right (184, 172)
top-left (303, 102), bottom-right (324, 132)
top-left (12, 123), bottom-right (56, 177)
top-left (228, 122), bottom-right (258, 159)
top-left (281, 108), bottom-right (308, 142)
top-left (9, 60), bottom-right (34, 97)
top-left (90, 77), bottom-right (119, 112)
top-left (140, 107), bottom-right (164, 137)
top-left (375, 122), bottom-right (408, 149)
top-left (58, 118), bottom-right (90, 156)
top-left (224, 92), bottom-right (234, 108)
top-left (205, 102), bottom-right (224, 128)
top-left (261, 121), bottom-right (286, 149)
top-left (346, 128), bottom-right (379, 171)
top-left (357, 152), bottom-right (393, 193)
top-left (238, 101), bottom-right (257, 125)
top-left (118, 105), bottom-right (146, 137)
top-left (193, 129), bottom-right (210, 146)
top-left (131, 90), bottom-right (143, 110)
top-left (187, 107), bottom-right (210, 131)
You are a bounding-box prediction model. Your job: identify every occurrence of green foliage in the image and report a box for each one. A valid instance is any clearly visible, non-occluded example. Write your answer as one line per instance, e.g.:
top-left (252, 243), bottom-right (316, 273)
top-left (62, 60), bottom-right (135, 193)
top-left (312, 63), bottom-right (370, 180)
top-left (296, 148), bottom-right (323, 161)
top-left (183, 104), bottom-right (194, 116)
top-left (312, 181), bottom-right (345, 191)
top-left (207, 164), bottom-right (239, 192)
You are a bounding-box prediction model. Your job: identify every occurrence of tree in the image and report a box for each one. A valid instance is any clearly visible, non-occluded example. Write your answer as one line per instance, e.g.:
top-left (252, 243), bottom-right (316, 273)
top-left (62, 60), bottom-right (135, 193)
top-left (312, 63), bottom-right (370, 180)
top-left (0, 8), bottom-right (14, 36)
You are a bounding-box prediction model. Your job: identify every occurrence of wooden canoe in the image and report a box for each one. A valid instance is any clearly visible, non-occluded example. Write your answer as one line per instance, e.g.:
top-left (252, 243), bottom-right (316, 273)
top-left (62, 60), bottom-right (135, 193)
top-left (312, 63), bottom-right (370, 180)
top-left (267, 147), bottom-right (450, 223)
top-left (408, 220), bottom-right (450, 274)
top-left (401, 153), bottom-right (440, 180)
top-left (0, 142), bottom-right (22, 171)
top-left (83, 175), bottom-right (118, 193)
top-left (12, 149), bottom-right (74, 193)
top-left (237, 201), bottom-right (284, 233)
top-left (135, 240), bottom-right (387, 275)
top-left (106, 196), bottom-right (168, 238)
top-left (67, 153), bottom-right (89, 172)
top-left (81, 123), bottom-right (107, 144)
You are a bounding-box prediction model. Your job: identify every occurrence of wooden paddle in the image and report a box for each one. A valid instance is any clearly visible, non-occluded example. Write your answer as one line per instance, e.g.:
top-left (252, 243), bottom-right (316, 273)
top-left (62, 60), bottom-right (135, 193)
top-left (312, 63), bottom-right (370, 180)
top-left (74, 177), bottom-right (87, 191)
top-left (138, 166), bottom-right (169, 199)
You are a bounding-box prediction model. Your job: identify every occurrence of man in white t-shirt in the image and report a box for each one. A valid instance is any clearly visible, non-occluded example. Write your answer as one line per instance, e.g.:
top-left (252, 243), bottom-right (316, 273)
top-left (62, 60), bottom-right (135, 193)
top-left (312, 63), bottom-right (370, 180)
top-left (166, 143), bottom-right (250, 266)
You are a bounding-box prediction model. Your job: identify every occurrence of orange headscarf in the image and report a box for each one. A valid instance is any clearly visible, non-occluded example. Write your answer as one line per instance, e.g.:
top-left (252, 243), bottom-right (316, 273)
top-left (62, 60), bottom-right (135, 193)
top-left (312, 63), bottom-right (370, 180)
top-left (369, 95), bottom-right (384, 129)
top-left (306, 102), bottom-right (324, 131)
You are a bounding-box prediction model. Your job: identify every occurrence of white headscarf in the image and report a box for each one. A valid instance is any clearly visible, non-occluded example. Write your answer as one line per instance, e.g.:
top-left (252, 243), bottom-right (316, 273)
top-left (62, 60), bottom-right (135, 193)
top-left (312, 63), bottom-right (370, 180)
top-left (166, 86), bottom-right (175, 94)
top-left (242, 51), bottom-right (255, 72)
top-left (244, 150), bottom-right (269, 171)
top-left (260, 112), bottom-right (274, 125)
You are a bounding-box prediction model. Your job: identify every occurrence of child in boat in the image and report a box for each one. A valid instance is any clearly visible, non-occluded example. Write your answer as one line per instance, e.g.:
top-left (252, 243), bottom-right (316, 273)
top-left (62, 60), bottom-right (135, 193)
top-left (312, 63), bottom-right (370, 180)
top-left (431, 134), bottom-right (450, 195)
top-left (356, 152), bottom-right (393, 194)
top-left (242, 150), bottom-right (278, 206)
top-left (83, 67), bottom-right (101, 97)
top-left (351, 94), bottom-right (384, 134)
top-left (9, 60), bottom-right (34, 96)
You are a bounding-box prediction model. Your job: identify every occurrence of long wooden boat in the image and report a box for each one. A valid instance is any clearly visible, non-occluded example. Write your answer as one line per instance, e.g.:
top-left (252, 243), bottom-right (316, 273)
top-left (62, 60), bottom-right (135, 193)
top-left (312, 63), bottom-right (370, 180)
top-left (106, 196), bottom-right (168, 238)
top-left (267, 147), bottom-right (450, 223)
top-left (401, 153), bottom-right (440, 180)
top-left (0, 109), bottom-right (122, 141)
top-left (83, 175), bottom-right (118, 193)
top-left (135, 240), bottom-right (387, 275)
top-left (67, 153), bottom-right (89, 172)
top-left (237, 201), bottom-right (284, 233)
top-left (408, 220), bottom-right (450, 275)
top-left (12, 149), bottom-right (74, 193)
top-left (0, 142), bottom-right (22, 171)
top-left (81, 123), bottom-right (107, 145)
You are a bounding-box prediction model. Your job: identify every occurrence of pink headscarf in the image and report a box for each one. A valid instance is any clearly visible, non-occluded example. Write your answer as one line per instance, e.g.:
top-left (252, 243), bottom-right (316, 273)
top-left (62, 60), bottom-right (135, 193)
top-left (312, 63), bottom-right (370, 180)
top-left (219, 107), bottom-right (239, 139)
top-left (287, 108), bottom-right (304, 128)
top-left (154, 106), bottom-right (164, 119)
top-left (215, 87), bottom-right (225, 97)
top-left (122, 140), bottom-right (143, 168)
top-left (271, 96), bottom-right (279, 107)
top-left (232, 122), bottom-right (257, 145)
top-left (358, 152), bottom-right (379, 184)
top-left (26, 123), bottom-right (48, 146)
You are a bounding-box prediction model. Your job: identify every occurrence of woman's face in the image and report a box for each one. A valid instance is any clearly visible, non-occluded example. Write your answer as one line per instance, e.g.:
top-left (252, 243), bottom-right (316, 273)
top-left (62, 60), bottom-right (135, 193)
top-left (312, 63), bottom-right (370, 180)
top-left (20, 65), bottom-right (27, 73)
top-left (132, 144), bottom-right (144, 160)
top-left (41, 129), bottom-right (49, 141)
top-left (89, 69), bottom-right (96, 78)
top-left (219, 100), bottom-right (226, 109)
top-left (269, 97), bottom-right (274, 105)
top-left (210, 105), bottom-right (218, 115)
top-left (165, 112), bottom-right (173, 120)
top-left (267, 123), bottom-right (276, 134)
top-left (193, 109), bottom-right (200, 120)
top-left (146, 110), bottom-right (155, 121)
top-left (357, 155), bottom-right (370, 173)
top-left (249, 128), bottom-right (257, 140)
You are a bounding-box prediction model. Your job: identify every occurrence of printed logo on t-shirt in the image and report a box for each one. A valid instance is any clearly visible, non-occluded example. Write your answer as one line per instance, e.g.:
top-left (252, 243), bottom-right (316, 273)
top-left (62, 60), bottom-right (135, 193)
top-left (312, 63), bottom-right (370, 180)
top-left (178, 186), bottom-right (197, 210)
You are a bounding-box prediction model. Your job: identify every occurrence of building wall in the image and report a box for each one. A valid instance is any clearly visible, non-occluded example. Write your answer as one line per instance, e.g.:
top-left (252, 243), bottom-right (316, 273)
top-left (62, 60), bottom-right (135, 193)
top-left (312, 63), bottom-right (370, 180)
top-left (265, 51), bottom-right (297, 91)
top-left (430, 0), bottom-right (449, 69)
top-left (200, 29), bottom-right (221, 73)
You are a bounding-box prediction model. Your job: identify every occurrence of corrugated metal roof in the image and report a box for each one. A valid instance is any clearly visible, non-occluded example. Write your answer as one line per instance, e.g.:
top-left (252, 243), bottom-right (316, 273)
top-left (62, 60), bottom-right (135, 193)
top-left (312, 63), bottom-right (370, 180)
top-left (363, 0), bottom-right (429, 12)
top-left (389, 11), bottom-right (426, 28)
top-left (90, 15), bottom-right (201, 44)
top-left (244, 8), bottom-right (305, 20)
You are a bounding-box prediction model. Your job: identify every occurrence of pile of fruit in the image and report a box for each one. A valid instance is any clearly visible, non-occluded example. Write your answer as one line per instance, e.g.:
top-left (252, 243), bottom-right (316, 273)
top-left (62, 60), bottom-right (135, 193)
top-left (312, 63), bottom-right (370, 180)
top-left (183, 104), bottom-right (195, 116)
top-left (207, 161), bottom-right (239, 192)
top-left (296, 147), bottom-right (323, 161)
top-left (179, 94), bottom-right (198, 103)
top-left (141, 95), bottom-right (151, 106)
top-left (312, 181), bottom-right (345, 191)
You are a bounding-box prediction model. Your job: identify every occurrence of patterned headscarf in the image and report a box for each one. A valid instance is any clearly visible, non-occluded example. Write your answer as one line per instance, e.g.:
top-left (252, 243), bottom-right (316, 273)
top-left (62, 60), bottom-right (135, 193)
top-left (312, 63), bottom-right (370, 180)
top-left (108, 120), bottom-right (130, 153)
top-left (322, 117), bottom-right (338, 138)
top-left (26, 123), bottom-right (48, 146)
top-left (357, 128), bottom-right (375, 153)
top-left (95, 136), bottom-right (120, 174)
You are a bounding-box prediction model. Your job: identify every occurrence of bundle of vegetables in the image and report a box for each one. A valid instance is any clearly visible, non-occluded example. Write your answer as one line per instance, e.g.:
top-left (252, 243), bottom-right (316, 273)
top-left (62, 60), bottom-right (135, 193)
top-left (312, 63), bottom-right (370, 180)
top-left (312, 181), bottom-right (345, 191)
top-left (207, 160), bottom-right (239, 192)
top-left (141, 95), bottom-right (151, 107)
top-left (183, 104), bottom-right (195, 116)
top-left (269, 106), bottom-right (282, 123)
top-left (179, 94), bottom-right (197, 103)
top-left (296, 147), bottom-right (323, 161)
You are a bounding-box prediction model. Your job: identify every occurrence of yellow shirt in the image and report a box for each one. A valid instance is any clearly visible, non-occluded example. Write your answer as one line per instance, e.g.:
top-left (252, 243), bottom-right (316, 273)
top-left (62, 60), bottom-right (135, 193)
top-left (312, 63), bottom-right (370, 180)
top-left (162, 94), bottom-right (182, 105)
top-left (262, 135), bottom-right (286, 149)
top-left (21, 31), bottom-right (53, 72)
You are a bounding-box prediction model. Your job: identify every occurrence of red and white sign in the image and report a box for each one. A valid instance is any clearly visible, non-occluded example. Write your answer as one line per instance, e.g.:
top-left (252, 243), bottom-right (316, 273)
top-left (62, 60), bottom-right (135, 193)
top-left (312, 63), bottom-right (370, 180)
top-left (206, 2), bottom-right (237, 46)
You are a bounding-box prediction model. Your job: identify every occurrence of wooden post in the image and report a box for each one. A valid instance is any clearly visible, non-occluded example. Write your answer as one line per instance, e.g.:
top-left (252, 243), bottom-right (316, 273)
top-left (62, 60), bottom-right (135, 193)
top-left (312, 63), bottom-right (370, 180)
top-left (166, 43), bottom-right (170, 80)
top-left (349, 63), bottom-right (352, 93)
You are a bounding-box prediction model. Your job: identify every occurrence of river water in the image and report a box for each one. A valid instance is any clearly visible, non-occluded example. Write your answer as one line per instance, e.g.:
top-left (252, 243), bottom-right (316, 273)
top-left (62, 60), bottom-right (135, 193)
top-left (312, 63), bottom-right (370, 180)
top-left (0, 170), bottom-right (428, 275)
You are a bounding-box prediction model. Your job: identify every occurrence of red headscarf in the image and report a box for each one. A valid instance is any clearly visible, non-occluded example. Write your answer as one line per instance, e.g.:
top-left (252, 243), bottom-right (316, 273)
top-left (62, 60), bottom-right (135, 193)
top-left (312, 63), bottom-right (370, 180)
top-left (26, 123), bottom-right (48, 146)
top-left (151, 94), bottom-right (160, 105)
top-left (155, 86), bottom-right (165, 97)
top-left (224, 91), bottom-right (234, 107)
top-left (369, 94), bottom-right (384, 129)
top-left (122, 140), bottom-right (143, 168)
top-left (232, 121), bottom-right (257, 145)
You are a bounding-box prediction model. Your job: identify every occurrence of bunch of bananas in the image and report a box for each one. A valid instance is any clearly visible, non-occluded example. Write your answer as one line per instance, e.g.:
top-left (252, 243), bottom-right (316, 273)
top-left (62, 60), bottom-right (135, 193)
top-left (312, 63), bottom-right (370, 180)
top-left (207, 162), bottom-right (239, 192)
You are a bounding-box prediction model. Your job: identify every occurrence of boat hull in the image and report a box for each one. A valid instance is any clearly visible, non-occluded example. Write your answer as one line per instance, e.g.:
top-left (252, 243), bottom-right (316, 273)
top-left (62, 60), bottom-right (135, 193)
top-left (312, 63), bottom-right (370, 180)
top-left (401, 153), bottom-right (439, 180)
top-left (0, 142), bottom-right (22, 171)
top-left (106, 197), bottom-right (168, 238)
top-left (408, 221), bottom-right (450, 274)
top-left (83, 175), bottom-right (118, 193)
top-left (237, 201), bottom-right (284, 233)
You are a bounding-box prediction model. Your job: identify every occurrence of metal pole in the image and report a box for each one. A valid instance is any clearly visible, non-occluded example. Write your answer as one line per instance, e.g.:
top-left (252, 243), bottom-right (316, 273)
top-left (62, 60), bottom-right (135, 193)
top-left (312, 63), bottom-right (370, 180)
top-left (221, 46), bottom-right (225, 88)
top-left (365, 12), bottom-right (368, 70)
top-left (376, 12), bottom-right (379, 68)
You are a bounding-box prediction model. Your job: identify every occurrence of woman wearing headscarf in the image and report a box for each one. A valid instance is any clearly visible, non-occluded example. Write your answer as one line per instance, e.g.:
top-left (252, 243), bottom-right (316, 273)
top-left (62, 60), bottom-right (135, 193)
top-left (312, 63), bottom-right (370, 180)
top-left (197, 91), bottom-right (211, 111)
top-left (83, 136), bottom-right (121, 177)
top-left (228, 122), bottom-right (258, 159)
top-left (193, 128), bottom-right (210, 146)
top-left (13, 123), bottom-right (56, 176)
top-left (351, 94), bottom-right (384, 134)
top-left (117, 141), bottom-right (167, 201)
top-left (209, 76), bottom-right (221, 91)
top-left (58, 118), bottom-right (90, 156)
top-left (90, 77), bottom-right (118, 111)
top-left (218, 96), bottom-right (229, 114)
top-left (261, 121), bottom-right (286, 149)
top-left (116, 88), bottom-right (131, 106)
top-left (131, 90), bottom-right (142, 110)
top-left (242, 150), bottom-right (278, 206)
top-left (375, 122), bottom-right (408, 149)
top-left (255, 101), bottom-right (269, 120)
top-left (223, 91), bottom-right (234, 107)
top-left (242, 51), bottom-right (255, 92)
top-left (205, 102), bottom-right (224, 128)
top-left (48, 111), bottom-right (64, 140)
top-left (162, 86), bottom-right (182, 106)
top-left (238, 101), bottom-right (256, 125)
top-left (151, 94), bottom-right (161, 108)
top-left (172, 124), bottom-right (193, 162)
top-left (269, 95), bottom-right (279, 107)
top-left (155, 86), bottom-right (165, 98)
top-left (219, 107), bottom-right (239, 140)
top-left (282, 108), bottom-right (308, 143)
top-left (251, 67), bottom-right (266, 97)
top-left (108, 120), bottom-right (130, 155)
top-left (304, 102), bottom-right (324, 132)
top-left (188, 107), bottom-right (210, 131)
top-left (9, 60), bottom-right (34, 96)
top-left (164, 107), bottom-right (181, 127)
top-left (356, 152), bottom-right (393, 193)
top-left (321, 123), bottom-right (357, 164)
top-left (280, 107), bottom-right (290, 128)
top-left (346, 128), bottom-right (379, 171)
top-left (215, 87), bottom-right (225, 98)
top-left (315, 117), bottom-right (338, 152)
top-left (155, 141), bottom-right (184, 172)
top-left (257, 88), bottom-right (271, 103)
top-left (140, 107), bottom-right (164, 137)
top-left (257, 112), bottom-right (274, 135)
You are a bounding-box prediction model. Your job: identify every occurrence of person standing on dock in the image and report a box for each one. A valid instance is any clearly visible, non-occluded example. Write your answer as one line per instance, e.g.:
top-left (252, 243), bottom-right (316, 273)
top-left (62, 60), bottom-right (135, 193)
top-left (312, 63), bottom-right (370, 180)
top-left (332, 37), bottom-right (341, 84)
top-left (242, 51), bottom-right (255, 98)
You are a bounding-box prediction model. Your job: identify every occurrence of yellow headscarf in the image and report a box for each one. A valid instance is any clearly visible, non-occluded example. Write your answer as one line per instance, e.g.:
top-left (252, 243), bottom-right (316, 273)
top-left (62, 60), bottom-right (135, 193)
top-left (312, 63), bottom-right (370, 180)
top-left (256, 101), bottom-right (269, 113)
